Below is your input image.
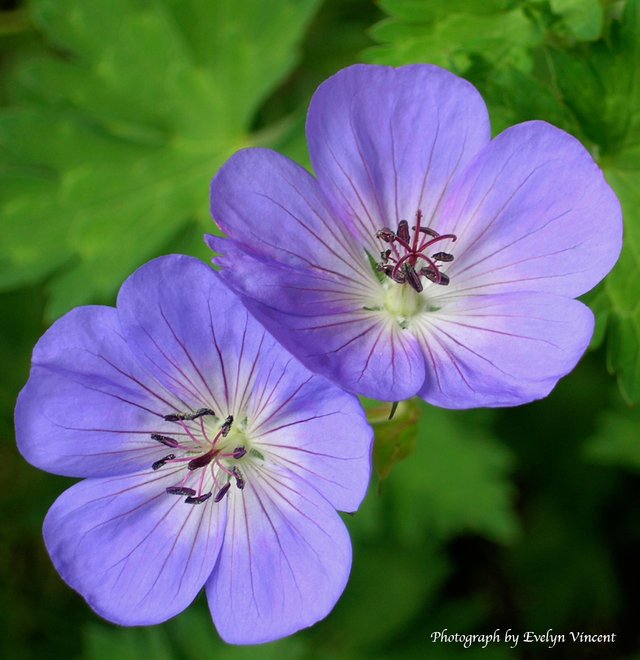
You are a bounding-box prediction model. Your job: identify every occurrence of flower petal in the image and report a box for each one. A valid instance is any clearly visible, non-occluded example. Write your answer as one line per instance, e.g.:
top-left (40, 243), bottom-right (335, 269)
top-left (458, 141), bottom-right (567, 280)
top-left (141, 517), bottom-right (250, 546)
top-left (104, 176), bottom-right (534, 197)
top-left (306, 64), bottom-right (491, 252)
top-left (211, 243), bottom-right (426, 400)
top-left (43, 468), bottom-right (225, 625)
top-left (439, 121), bottom-right (623, 298)
top-left (15, 306), bottom-right (184, 478)
top-left (414, 292), bottom-right (594, 408)
top-left (117, 255), bottom-right (278, 415)
top-left (210, 147), bottom-right (369, 286)
top-left (247, 372), bottom-right (372, 514)
top-left (206, 467), bottom-right (351, 644)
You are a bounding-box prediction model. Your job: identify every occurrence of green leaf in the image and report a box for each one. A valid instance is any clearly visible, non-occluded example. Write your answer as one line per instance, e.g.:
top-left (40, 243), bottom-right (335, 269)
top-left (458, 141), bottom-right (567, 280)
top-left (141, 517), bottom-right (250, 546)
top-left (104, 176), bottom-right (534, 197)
top-left (388, 404), bottom-right (519, 544)
top-left (363, 397), bottom-right (421, 479)
top-left (550, 0), bottom-right (604, 41)
top-left (584, 404), bottom-right (640, 471)
top-left (600, 161), bottom-right (640, 403)
top-left (546, 0), bottom-right (640, 401)
top-left (365, 0), bottom-right (542, 73)
top-left (0, 0), bottom-right (320, 319)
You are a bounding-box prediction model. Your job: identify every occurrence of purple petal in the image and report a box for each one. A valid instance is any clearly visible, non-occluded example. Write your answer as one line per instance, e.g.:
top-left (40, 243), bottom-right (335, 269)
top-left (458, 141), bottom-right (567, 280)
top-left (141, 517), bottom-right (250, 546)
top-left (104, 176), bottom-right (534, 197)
top-left (439, 121), bottom-right (622, 298)
top-left (210, 148), bottom-right (369, 286)
top-left (247, 373), bottom-right (372, 514)
top-left (206, 468), bottom-right (351, 644)
top-left (306, 64), bottom-right (491, 252)
top-left (43, 468), bottom-right (225, 625)
top-left (206, 234), bottom-right (375, 317)
top-left (210, 240), bottom-right (425, 401)
top-left (15, 306), bottom-right (184, 478)
top-left (415, 292), bottom-right (595, 408)
top-left (117, 255), bottom-right (277, 415)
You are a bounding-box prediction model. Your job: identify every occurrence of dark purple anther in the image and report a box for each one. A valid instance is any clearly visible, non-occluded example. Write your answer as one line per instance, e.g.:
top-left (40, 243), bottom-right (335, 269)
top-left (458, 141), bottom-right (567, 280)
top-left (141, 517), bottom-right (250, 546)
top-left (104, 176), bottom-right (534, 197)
top-left (421, 268), bottom-right (450, 286)
top-left (397, 220), bottom-right (410, 243)
top-left (187, 448), bottom-right (217, 471)
top-left (380, 249), bottom-right (391, 262)
top-left (164, 407), bottom-right (216, 422)
top-left (214, 482), bottom-right (231, 502)
top-left (185, 492), bottom-right (212, 505)
top-left (152, 454), bottom-right (175, 470)
top-left (221, 415), bottom-right (234, 436)
top-left (151, 433), bottom-right (179, 448)
top-left (375, 227), bottom-right (396, 242)
top-left (415, 226), bottom-right (440, 238)
top-left (403, 264), bottom-right (423, 293)
top-left (432, 252), bottom-right (454, 262)
top-left (232, 466), bottom-right (245, 490)
top-left (166, 486), bottom-right (197, 496)
top-left (232, 446), bottom-right (246, 459)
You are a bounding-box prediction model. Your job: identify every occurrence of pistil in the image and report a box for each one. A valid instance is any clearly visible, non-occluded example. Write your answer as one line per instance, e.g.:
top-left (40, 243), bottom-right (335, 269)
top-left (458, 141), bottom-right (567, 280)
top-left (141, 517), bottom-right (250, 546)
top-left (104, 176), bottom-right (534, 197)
top-left (375, 210), bottom-right (456, 292)
top-left (149, 409), bottom-right (245, 505)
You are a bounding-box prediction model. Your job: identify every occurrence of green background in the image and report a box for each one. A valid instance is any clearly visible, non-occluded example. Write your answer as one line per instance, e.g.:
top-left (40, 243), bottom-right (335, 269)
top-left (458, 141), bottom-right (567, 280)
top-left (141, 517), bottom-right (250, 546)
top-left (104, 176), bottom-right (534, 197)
top-left (1, 0), bottom-right (640, 658)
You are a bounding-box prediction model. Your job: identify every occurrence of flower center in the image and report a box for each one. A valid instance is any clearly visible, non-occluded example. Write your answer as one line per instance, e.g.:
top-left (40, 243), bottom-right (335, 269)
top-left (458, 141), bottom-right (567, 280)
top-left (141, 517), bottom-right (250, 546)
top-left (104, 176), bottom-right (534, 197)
top-left (383, 282), bottom-right (425, 319)
top-left (375, 210), bottom-right (456, 293)
top-left (150, 408), bottom-right (252, 505)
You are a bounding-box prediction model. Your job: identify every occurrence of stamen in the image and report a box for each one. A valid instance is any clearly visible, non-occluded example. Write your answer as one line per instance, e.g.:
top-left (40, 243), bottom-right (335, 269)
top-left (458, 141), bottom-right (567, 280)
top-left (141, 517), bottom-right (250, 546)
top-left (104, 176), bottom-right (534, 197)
top-left (163, 408), bottom-right (216, 422)
top-left (374, 210), bottom-right (456, 291)
top-left (221, 415), bottom-right (234, 436)
top-left (214, 482), bottom-right (231, 502)
top-left (152, 454), bottom-right (175, 470)
top-left (421, 268), bottom-right (450, 286)
top-left (414, 226), bottom-right (440, 238)
top-left (402, 264), bottom-right (423, 293)
top-left (151, 433), bottom-right (179, 448)
top-left (232, 446), bottom-right (246, 459)
top-left (232, 466), bottom-right (245, 490)
top-left (432, 252), bottom-right (454, 262)
top-left (188, 448), bottom-right (218, 471)
top-left (185, 492), bottom-right (212, 505)
top-left (375, 228), bottom-right (396, 242)
top-left (166, 486), bottom-right (196, 496)
top-left (397, 220), bottom-right (411, 243)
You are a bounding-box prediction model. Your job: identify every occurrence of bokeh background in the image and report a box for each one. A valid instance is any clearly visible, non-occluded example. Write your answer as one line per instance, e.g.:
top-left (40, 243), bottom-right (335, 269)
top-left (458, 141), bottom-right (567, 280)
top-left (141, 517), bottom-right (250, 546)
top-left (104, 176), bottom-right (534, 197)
top-left (2, 0), bottom-right (640, 658)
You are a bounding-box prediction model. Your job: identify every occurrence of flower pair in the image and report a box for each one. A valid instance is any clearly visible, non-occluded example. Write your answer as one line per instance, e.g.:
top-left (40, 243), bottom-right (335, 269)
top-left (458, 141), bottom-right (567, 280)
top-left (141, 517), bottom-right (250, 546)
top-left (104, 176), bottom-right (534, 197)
top-left (16, 64), bottom-right (622, 644)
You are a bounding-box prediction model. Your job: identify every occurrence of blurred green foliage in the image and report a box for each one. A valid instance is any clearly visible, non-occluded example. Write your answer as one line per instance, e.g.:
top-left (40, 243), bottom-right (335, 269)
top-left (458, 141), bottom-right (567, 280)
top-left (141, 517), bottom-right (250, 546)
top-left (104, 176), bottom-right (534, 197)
top-left (2, 0), bottom-right (640, 659)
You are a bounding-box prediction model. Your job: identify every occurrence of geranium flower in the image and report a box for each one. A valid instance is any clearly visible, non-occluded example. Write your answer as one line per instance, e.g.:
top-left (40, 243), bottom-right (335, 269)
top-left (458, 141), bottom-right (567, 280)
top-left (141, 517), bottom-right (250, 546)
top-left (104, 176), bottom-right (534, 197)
top-left (15, 255), bottom-right (372, 644)
top-left (208, 64), bottom-right (622, 407)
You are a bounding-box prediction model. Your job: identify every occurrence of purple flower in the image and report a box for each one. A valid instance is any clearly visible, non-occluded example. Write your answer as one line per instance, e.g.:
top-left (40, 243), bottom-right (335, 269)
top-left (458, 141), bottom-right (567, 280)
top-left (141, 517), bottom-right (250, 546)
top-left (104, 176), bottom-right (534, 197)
top-left (15, 255), bottom-right (372, 644)
top-left (208, 64), bottom-right (622, 407)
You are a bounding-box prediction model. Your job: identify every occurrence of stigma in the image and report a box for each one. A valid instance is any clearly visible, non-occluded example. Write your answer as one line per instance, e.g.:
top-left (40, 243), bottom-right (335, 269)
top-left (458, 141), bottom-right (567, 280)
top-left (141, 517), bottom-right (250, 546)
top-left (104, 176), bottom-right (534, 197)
top-left (375, 210), bottom-right (456, 292)
top-left (150, 409), bottom-right (248, 505)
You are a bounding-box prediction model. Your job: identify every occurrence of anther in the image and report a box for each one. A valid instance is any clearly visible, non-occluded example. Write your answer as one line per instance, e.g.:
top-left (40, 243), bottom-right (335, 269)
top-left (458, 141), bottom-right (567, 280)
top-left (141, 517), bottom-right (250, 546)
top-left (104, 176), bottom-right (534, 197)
top-left (166, 486), bottom-right (196, 496)
top-left (232, 466), bottom-right (245, 490)
top-left (152, 454), bottom-right (175, 470)
top-left (187, 448), bottom-right (217, 471)
top-left (214, 482), bottom-right (232, 502)
top-left (185, 492), bottom-right (212, 505)
top-left (403, 264), bottom-right (423, 293)
top-left (397, 220), bottom-right (410, 242)
top-left (432, 252), bottom-right (454, 262)
top-left (220, 415), bottom-right (234, 436)
top-left (232, 446), bottom-right (246, 459)
top-left (151, 433), bottom-right (179, 448)
top-left (421, 268), bottom-right (450, 286)
top-left (414, 226), bottom-right (440, 238)
top-left (375, 228), bottom-right (396, 242)
top-left (163, 408), bottom-right (216, 422)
